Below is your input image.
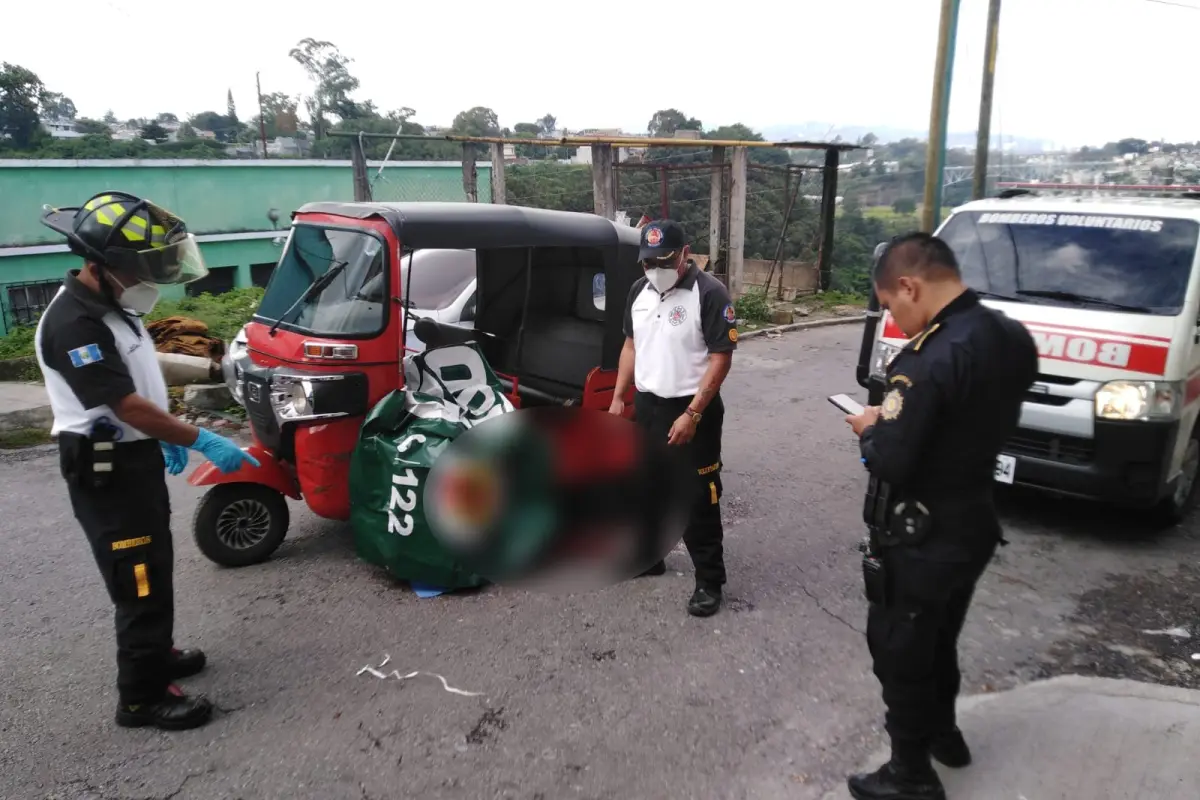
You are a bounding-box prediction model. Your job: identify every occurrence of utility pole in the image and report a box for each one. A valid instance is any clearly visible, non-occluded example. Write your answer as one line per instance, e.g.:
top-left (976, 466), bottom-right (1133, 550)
top-left (921, 0), bottom-right (962, 232)
top-left (256, 72), bottom-right (269, 159)
top-left (972, 0), bottom-right (1003, 200)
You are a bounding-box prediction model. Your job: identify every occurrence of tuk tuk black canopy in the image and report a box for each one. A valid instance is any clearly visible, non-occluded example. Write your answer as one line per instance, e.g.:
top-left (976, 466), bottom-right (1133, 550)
top-left (292, 201), bottom-right (642, 251)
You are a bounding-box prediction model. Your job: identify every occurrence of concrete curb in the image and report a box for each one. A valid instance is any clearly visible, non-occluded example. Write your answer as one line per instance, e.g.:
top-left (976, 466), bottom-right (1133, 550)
top-left (738, 314), bottom-right (865, 340)
top-left (0, 405), bottom-right (53, 434)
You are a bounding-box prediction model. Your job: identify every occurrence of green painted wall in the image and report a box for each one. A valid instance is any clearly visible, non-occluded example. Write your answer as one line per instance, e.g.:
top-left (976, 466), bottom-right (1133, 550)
top-left (0, 159), bottom-right (494, 335)
top-left (0, 238), bottom-right (283, 334)
top-left (0, 159), bottom-right (493, 247)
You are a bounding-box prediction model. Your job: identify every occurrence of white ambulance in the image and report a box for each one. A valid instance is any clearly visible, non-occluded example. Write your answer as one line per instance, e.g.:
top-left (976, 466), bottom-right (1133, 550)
top-left (861, 187), bottom-right (1200, 525)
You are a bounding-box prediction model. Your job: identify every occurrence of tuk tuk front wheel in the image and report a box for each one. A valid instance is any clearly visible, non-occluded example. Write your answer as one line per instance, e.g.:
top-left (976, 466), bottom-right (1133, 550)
top-left (193, 484), bottom-right (290, 567)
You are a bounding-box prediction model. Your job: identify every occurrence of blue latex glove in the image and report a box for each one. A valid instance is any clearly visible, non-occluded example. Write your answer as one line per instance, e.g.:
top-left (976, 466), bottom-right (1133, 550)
top-left (189, 428), bottom-right (260, 474)
top-left (161, 442), bottom-right (189, 475)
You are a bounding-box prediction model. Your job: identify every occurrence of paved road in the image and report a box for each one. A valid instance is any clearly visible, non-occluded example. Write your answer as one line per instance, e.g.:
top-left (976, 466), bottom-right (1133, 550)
top-left (2, 323), bottom-right (1197, 800)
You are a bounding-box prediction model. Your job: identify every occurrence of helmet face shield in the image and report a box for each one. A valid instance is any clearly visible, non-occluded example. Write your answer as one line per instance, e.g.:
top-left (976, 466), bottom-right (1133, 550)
top-left (105, 232), bottom-right (209, 285)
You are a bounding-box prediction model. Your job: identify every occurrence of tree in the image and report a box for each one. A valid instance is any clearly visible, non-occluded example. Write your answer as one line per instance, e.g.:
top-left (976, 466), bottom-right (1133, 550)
top-left (451, 106), bottom-right (500, 137)
top-left (156, 112), bottom-right (178, 124)
top-left (859, 132), bottom-right (878, 147)
top-left (73, 118), bottom-right (111, 135)
top-left (647, 109), bottom-right (702, 138)
top-left (289, 38), bottom-right (363, 139)
top-left (538, 114), bottom-right (557, 136)
top-left (0, 62), bottom-right (47, 148)
top-left (140, 122), bottom-right (169, 143)
top-left (892, 197), bottom-right (917, 215)
top-left (40, 92), bottom-right (76, 120)
top-left (226, 89), bottom-right (238, 125)
top-left (177, 121), bottom-right (197, 140)
top-left (189, 110), bottom-right (239, 142)
top-left (256, 92), bottom-right (300, 137)
top-left (102, 109), bottom-right (117, 124)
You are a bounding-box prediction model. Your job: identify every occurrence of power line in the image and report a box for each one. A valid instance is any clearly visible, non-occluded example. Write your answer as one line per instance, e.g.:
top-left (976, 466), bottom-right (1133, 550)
top-left (1143, 0), bottom-right (1200, 9)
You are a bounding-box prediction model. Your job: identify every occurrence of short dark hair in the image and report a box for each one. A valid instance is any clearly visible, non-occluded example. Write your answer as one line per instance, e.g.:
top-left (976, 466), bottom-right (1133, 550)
top-left (873, 232), bottom-right (961, 289)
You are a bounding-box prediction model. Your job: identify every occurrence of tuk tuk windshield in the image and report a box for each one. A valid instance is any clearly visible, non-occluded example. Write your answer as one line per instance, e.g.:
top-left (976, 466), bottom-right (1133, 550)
top-left (939, 210), bottom-right (1200, 316)
top-left (256, 225), bottom-right (387, 336)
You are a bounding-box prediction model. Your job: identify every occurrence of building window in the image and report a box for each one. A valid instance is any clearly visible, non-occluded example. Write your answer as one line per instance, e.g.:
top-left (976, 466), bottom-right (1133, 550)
top-left (251, 262), bottom-right (277, 289)
top-left (6, 280), bottom-right (63, 327)
top-left (186, 266), bottom-right (237, 297)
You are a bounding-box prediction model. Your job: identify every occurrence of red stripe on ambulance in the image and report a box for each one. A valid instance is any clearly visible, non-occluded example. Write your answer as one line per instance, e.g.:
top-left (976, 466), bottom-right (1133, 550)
top-left (879, 314), bottom-right (1169, 375)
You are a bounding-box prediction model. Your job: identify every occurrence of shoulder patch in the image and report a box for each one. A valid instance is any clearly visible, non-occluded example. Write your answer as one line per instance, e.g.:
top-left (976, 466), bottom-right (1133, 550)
top-left (880, 387), bottom-right (904, 421)
top-left (67, 344), bottom-right (104, 368)
top-left (889, 374), bottom-right (913, 387)
top-left (728, 328), bottom-right (738, 342)
top-left (722, 303), bottom-right (736, 323)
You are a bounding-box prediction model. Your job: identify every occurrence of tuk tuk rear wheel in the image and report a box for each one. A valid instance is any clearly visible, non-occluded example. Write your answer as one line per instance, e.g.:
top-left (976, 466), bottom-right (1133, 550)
top-left (193, 484), bottom-right (290, 567)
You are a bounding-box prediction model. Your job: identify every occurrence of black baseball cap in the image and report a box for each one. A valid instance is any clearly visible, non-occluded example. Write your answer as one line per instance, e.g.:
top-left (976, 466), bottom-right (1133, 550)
top-left (639, 219), bottom-right (687, 262)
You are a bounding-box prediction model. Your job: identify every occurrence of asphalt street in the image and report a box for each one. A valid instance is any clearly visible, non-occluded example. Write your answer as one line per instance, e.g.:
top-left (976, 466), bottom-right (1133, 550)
top-left (2, 323), bottom-right (1197, 800)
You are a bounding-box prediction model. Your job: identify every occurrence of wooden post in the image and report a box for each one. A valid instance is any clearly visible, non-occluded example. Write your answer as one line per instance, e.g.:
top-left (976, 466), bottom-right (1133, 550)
top-left (817, 148), bottom-right (840, 291)
top-left (462, 143), bottom-right (478, 203)
top-left (490, 142), bottom-right (507, 205)
top-left (350, 134), bottom-right (372, 202)
top-left (973, 0), bottom-right (1002, 200)
top-left (709, 146), bottom-right (724, 276)
top-left (591, 144), bottom-right (616, 219)
top-left (727, 147), bottom-right (748, 297)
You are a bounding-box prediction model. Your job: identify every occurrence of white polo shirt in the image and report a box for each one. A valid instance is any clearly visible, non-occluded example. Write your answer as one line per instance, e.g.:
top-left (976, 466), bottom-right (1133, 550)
top-left (35, 272), bottom-right (170, 439)
top-left (623, 265), bottom-right (738, 398)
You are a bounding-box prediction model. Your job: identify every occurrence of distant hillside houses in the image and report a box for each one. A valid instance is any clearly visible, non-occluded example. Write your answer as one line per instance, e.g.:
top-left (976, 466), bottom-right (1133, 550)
top-left (36, 115), bottom-right (310, 157)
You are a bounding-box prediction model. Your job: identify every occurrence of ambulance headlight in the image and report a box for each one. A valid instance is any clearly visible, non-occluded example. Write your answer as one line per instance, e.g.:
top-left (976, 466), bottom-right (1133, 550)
top-left (870, 340), bottom-right (903, 379)
top-left (1095, 380), bottom-right (1182, 422)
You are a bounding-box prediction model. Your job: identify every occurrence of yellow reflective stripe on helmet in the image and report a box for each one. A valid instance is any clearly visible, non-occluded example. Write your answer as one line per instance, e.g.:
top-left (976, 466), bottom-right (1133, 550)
top-left (83, 194), bottom-right (114, 212)
top-left (122, 213), bottom-right (147, 242)
top-left (93, 207), bottom-right (114, 226)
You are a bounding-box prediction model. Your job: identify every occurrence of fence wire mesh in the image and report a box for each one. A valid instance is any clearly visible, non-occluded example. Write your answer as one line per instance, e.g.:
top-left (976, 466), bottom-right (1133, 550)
top-left (366, 162), bottom-right (489, 204)
top-left (350, 138), bottom-right (850, 297)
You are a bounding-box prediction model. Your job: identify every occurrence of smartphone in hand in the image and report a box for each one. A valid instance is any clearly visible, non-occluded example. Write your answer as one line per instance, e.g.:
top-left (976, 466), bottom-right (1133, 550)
top-left (828, 394), bottom-right (865, 416)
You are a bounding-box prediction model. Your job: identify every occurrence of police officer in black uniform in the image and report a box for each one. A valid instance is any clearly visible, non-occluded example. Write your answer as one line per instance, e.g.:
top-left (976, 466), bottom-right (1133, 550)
top-left (843, 233), bottom-right (1037, 800)
top-left (35, 191), bottom-right (258, 731)
top-left (610, 220), bottom-right (737, 616)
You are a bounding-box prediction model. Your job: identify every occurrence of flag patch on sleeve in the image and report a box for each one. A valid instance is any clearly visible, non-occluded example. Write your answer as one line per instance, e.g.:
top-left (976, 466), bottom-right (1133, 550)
top-left (68, 344), bottom-right (104, 368)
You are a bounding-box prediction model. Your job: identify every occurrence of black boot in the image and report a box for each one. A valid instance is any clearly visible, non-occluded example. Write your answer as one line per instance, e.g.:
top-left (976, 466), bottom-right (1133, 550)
top-left (687, 585), bottom-right (722, 617)
top-left (930, 728), bottom-right (971, 768)
top-left (639, 560), bottom-right (667, 577)
top-left (847, 740), bottom-right (945, 800)
top-left (115, 685), bottom-right (214, 731)
top-left (168, 647), bottom-right (207, 680)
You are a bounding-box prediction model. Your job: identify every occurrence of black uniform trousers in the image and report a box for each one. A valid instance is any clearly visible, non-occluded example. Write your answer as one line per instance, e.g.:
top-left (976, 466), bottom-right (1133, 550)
top-left (61, 436), bottom-right (175, 706)
top-left (867, 521), bottom-right (997, 748)
top-left (633, 391), bottom-right (726, 588)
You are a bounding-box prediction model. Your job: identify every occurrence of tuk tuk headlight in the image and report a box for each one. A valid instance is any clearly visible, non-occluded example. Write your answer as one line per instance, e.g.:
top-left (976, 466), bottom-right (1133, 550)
top-left (1095, 380), bottom-right (1182, 422)
top-left (870, 340), bottom-right (903, 378)
top-left (270, 376), bottom-right (315, 421)
top-left (267, 372), bottom-right (370, 423)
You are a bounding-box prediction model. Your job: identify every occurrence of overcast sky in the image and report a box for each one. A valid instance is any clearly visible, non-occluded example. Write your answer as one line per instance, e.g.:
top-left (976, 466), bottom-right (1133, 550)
top-left (3, 0), bottom-right (1195, 147)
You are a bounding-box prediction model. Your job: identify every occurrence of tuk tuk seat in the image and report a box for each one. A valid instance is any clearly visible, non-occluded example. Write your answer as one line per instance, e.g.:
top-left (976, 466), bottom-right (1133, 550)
top-left (502, 315), bottom-right (604, 402)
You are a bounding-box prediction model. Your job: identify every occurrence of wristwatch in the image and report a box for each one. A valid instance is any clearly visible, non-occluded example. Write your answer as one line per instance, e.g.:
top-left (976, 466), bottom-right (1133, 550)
top-left (685, 407), bottom-right (702, 424)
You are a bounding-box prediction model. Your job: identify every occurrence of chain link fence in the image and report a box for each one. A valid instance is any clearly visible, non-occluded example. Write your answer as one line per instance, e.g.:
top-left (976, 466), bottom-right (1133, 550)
top-left (364, 161), bottom-right (493, 204)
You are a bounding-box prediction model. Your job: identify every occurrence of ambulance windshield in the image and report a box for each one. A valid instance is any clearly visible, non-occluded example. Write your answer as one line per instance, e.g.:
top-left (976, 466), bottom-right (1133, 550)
top-left (939, 211), bottom-right (1200, 316)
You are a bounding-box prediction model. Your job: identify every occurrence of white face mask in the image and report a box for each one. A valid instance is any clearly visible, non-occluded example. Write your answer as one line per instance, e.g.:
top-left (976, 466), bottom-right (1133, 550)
top-left (118, 281), bottom-right (161, 315)
top-left (647, 267), bottom-right (680, 294)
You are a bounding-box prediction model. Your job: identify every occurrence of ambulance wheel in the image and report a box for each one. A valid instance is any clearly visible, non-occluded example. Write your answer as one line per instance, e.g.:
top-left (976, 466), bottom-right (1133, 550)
top-left (193, 484), bottom-right (290, 567)
top-left (1153, 435), bottom-right (1200, 528)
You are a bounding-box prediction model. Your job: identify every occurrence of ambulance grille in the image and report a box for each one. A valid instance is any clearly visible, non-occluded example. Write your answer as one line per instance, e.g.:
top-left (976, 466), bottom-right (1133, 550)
top-left (1006, 430), bottom-right (1094, 465)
